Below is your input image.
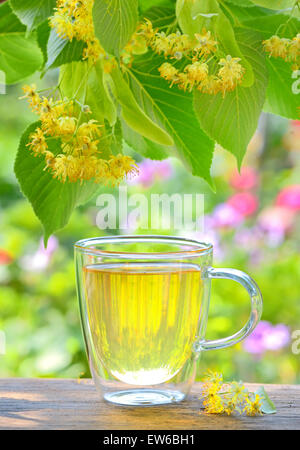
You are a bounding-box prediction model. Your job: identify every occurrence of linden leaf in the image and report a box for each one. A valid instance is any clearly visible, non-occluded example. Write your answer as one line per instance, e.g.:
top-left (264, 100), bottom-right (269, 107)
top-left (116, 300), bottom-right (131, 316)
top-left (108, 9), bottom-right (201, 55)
top-left (10, 0), bottom-right (56, 32)
top-left (255, 387), bottom-right (276, 414)
top-left (109, 66), bottom-right (174, 147)
top-left (242, 14), bottom-right (300, 119)
top-left (125, 53), bottom-right (215, 186)
top-left (93, 0), bottom-right (139, 57)
top-left (249, 0), bottom-right (295, 9)
top-left (194, 28), bottom-right (268, 167)
top-left (14, 122), bottom-right (100, 244)
top-left (0, 2), bottom-right (43, 84)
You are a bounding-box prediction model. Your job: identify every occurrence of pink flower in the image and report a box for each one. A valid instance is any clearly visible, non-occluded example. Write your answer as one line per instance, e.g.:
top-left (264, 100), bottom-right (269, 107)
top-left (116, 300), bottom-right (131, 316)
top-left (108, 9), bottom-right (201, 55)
top-left (227, 192), bottom-right (258, 217)
top-left (128, 159), bottom-right (173, 188)
top-left (212, 203), bottom-right (244, 228)
top-left (276, 185), bottom-right (300, 211)
top-left (229, 166), bottom-right (259, 191)
top-left (258, 206), bottom-right (295, 233)
top-left (243, 321), bottom-right (290, 355)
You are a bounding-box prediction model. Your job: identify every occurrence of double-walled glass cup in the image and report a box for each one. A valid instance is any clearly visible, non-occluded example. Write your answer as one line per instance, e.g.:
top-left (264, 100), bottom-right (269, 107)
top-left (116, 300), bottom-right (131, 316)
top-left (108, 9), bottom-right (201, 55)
top-left (75, 236), bottom-right (263, 406)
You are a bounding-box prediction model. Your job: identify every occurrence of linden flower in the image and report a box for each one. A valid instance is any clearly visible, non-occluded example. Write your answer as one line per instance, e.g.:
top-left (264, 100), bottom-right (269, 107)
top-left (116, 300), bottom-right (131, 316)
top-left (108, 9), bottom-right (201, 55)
top-left (218, 55), bottom-right (245, 92)
top-left (77, 120), bottom-right (102, 138)
top-left (152, 32), bottom-right (171, 57)
top-left (194, 29), bottom-right (217, 57)
top-left (203, 393), bottom-right (225, 414)
top-left (57, 116), bottom-right (77, 136)
top-left (263, 35), bottom-right (289, 59)
top-left (27, 128), bottom-right (48, 155)
top-left (158, 63), bottom-right (179, 84)
top-left (185, 62), bottom-right (208, 85)
top-left (20, 84), bottom-right (41, 111)
top-left (138, 19), bottom-right (157, 45)
top-left (288, 34), bottom-right (300, 61)
top-left (243, 393), bottom-right (263, 417)
top-left (50, 0), bottom-right (104, 64)
top-left (109, 154), bottom-right (139, 181)
top-left (198, 75), bottom-right (221, 95)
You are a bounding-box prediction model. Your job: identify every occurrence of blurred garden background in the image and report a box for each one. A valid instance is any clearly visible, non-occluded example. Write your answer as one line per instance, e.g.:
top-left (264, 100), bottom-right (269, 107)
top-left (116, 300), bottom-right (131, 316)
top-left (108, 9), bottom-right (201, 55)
top-left (0, 71), bottom-right (300, 384)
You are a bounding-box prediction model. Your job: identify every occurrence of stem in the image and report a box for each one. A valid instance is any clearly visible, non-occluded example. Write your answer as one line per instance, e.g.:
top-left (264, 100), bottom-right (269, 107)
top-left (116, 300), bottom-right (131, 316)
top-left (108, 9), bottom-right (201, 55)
top-left (275, 0), bottom-right (299, 36)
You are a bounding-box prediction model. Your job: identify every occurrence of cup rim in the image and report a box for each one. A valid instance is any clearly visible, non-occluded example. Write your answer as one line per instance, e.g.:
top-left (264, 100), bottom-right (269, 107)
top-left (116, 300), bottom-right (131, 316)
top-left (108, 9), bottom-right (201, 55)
top-left (74, 235), bottom-right (213, 259)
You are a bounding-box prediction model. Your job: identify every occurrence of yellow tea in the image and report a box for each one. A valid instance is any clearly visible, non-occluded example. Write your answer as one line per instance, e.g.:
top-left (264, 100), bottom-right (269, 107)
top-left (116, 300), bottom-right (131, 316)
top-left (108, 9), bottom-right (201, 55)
top-left (83, 263), bottom-right (203, 385)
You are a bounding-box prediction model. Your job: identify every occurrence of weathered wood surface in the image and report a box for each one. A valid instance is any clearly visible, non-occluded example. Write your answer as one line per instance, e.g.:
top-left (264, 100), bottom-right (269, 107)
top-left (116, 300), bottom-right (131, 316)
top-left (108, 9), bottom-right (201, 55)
top-left (0, 378), bottom-right (299, 430)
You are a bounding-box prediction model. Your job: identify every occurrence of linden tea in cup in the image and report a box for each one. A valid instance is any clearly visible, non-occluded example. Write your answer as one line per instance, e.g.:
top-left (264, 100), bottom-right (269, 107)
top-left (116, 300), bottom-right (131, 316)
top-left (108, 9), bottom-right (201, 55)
top-left (75, 236), bottom-right (263, 406)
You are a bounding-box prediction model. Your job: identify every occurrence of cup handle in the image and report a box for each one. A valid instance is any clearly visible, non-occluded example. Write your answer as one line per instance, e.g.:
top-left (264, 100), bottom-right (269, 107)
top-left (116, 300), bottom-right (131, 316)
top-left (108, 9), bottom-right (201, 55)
top-left (200, 267), bottom-right (263, 351)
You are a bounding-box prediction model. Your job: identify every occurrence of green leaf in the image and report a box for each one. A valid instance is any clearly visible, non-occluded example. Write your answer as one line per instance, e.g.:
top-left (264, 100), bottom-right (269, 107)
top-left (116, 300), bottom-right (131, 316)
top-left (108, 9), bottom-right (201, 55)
top-left (255, 386), bottom-right (276, 414)
top-left (143, 6), bottom-right (176, 28)
top-left (0, 2), bottom-right (43, 84)
top-left (242, 13), bottom-right (300, 119)
top-left (222, 1), bottom-right (273, 22)
top-left (10, 0), bottom-right (56, 32)
top-left (60, 60), bottom-right (117, 127)
top-left (194, 28), bottom-right (268, 167)
top-left (110, 66), bottom-right (174, 147)
top-left (264, 58), bottom-right (299, 119)
top-left (0, 2), bottom-right (26, 33)
top-left (93, 0), bottom-right (139, 57)
top-left (249, 0), bottom-right (295, 9)
top-left (122, 120), bottom-right (170, 160)
top-left (242, 13), bottom-right (300, 38)
top-left (225, 0), bottom-right (254, 6)
top-left (36, 19), bottom-right (51, 67)
top-left (138, 0), bottom-right (174, 13)
top-left (46, 29), bottom-right (85, 69)
top-left (14, 122), bottom-right (99, 243)
top-left (124, 53), bottom-right (214, 185)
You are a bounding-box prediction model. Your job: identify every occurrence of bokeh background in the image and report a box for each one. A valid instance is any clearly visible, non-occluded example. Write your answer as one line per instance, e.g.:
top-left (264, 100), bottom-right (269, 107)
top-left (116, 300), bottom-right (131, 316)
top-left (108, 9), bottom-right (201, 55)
top-left (0, 72), bottom-right (300, 384)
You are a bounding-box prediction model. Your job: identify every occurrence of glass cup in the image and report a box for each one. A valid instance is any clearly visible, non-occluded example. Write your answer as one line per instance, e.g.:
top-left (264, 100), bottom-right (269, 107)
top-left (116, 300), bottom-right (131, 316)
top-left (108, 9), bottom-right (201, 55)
top-left (75, 235), bottom-right (263, 406)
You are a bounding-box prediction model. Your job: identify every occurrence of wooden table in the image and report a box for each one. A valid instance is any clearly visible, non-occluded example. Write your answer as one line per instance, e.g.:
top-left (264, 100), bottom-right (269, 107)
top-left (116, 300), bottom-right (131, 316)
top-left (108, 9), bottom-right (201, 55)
top-left (0, 378), bottom-right (299, 430)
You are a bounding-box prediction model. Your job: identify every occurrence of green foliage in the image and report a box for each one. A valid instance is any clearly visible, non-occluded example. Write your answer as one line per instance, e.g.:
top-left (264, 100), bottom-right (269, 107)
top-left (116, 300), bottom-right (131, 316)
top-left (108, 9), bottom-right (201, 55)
top-left (0, 2), bottom-right (42, 84)
top-left (93, 0), bottom-right (139, 57)
top-left (194, 29), bottom-right (268, 166)
top-left (14, 122), bottom-right (99, 243)
top-left (249, 0), bottom-right (295, 9)
top-left (0, 0), bottom-right (297, 237)
top-left (127, 54), bottom-right (215, 184)
top-left (110, 66), bottom-right (174, 146)
top-left (10, 0), bottom-right (56, 32)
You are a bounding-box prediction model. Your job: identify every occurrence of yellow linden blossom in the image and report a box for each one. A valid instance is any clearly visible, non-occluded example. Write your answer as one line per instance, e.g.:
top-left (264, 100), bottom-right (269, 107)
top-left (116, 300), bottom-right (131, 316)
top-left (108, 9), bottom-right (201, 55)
top-left (263, 34), bottom-right (300, 66)
top-left (194, 29), bottom-right (218, 57)
top-left (198, 75), bottom-right (221, 95)
top-left (158, 62), bottom-right (179, 85)
top-left (109, 154), bottom-right (139, 181)
top-left (218, 55), bottom-right (245, 94)
top-left (20, 84), bottom-right (41, 111)
top-left (27, 128), bottom-right (48, 155)
top-left (22, 86), bottom-right (138, 185)
top-left (185, 62), bottom-right (209, 89)
top-left (243, 393), bottom-right (263, 417)
top-left (201, 371), bottom-right (264, 416)
top-left (50, 0), bottom-right (104, 64)
top-left (263, 35), bottom-right (289, 59)
top-left (288, 34), bottom-right (300, 62)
